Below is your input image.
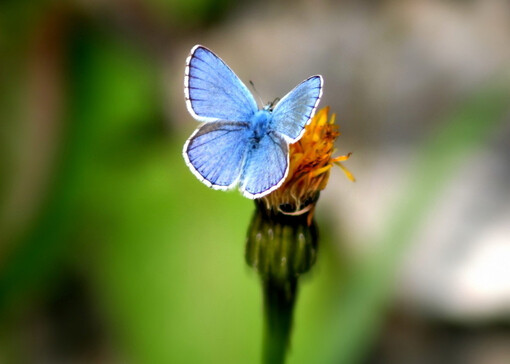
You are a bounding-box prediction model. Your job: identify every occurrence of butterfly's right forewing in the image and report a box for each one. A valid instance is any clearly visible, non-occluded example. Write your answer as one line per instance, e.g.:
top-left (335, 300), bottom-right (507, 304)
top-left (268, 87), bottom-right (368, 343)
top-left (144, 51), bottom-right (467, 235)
top-left (271, 75), bottom-right (323, 142)
top-left (185, 46), bottom-right (258, 123)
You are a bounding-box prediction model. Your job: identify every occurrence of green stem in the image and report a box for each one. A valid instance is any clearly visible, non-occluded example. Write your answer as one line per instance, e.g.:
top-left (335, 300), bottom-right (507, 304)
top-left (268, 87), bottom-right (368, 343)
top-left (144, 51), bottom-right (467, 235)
top-left (262, 277), bottom-right (297, 364)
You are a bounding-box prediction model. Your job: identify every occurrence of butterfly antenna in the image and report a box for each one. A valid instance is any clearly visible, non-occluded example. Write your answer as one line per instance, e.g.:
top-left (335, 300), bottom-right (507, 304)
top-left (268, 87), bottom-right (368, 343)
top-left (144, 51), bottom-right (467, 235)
top-left (249, 80), bottom-right (264, 108)
top-left (271, 97), bottom-right (280, 109)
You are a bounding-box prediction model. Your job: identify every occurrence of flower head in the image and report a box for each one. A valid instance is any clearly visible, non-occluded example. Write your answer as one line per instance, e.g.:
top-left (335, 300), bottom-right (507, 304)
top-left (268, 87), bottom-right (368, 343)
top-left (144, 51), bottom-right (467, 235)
top-left (261, 107), bottom-right (354, 220)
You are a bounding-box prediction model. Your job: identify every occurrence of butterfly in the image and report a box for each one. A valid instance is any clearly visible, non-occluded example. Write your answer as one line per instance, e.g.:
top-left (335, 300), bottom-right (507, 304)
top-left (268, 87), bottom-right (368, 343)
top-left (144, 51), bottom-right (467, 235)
top-left (183, 45), bottom-right (323, 199)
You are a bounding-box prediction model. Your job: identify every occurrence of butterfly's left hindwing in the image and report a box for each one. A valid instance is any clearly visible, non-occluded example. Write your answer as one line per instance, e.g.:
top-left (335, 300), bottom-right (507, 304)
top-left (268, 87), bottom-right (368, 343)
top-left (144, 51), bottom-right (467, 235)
top-left (183, 121), bottom-right (250, 189)
top-left (185, 45), bottom-right (258, 123)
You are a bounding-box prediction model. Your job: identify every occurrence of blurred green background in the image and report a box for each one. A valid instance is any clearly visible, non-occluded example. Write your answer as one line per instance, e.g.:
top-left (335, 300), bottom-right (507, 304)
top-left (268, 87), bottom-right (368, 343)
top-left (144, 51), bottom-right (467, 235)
top-left (1, 1), bottom-right (510, 363)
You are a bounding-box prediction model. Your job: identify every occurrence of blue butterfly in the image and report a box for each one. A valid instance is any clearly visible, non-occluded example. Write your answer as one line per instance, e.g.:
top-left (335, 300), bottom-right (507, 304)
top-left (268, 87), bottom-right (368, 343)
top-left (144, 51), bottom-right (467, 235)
top-left (183, 45), bottom-right (323, 199)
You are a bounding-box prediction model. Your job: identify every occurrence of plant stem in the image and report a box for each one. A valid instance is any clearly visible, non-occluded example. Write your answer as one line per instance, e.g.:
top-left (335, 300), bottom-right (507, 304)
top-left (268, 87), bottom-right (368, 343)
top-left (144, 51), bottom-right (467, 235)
top-left (262, 277), bottom-right (297, 364)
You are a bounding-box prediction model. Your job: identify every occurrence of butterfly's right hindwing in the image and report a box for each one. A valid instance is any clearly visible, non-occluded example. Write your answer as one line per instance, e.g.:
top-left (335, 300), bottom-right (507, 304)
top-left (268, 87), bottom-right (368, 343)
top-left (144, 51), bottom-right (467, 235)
top-left (240, 132), bottom-right (289, 199)
top-left (185, 45), bottom-right (258, 123)
top-left (183, 121), bottom-right (250, 189)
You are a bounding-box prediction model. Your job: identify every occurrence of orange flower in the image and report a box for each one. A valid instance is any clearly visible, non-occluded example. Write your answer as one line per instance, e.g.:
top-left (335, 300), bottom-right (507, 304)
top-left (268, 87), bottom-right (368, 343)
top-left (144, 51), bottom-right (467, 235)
top-left (261, 107), bottom-right (354, 220)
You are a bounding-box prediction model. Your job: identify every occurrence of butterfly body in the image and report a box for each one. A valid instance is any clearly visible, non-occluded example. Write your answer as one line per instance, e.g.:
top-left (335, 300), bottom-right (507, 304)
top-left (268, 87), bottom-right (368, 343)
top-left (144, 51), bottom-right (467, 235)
top-left (183, 45), bottom-right (323, 199)
top-left (250, 109), bottom-right (272, 142)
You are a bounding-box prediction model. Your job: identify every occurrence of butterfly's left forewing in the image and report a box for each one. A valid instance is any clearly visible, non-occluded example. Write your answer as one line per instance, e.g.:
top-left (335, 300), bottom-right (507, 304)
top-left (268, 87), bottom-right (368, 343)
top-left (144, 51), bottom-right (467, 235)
top-left (270, 75), bottom-right (323, 142)
top-left (185, 45), bottom-right (258, 123)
